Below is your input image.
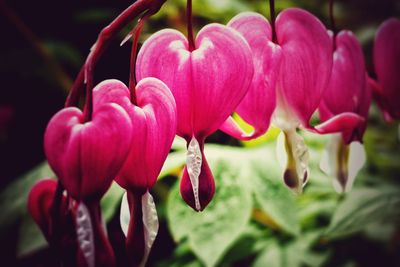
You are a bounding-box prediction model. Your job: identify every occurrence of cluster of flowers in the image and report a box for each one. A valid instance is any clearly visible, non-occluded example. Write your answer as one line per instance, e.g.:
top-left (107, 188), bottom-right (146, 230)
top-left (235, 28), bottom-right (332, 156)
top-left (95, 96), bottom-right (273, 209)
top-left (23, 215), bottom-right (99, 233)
top-left (27, 0), bottom-right (400, 266)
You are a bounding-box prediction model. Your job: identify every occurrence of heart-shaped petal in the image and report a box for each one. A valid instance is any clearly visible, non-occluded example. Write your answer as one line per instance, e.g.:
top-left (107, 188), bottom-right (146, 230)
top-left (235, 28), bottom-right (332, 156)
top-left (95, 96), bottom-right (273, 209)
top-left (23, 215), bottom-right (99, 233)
top-left (275, 8), bottom-right (333, 128)
top-left (136, 23), bottom-right (253, 140)
top-left (27, 178), bottom-right (58, 238)
top-left (373, 18), bottom-right (400, 120)
top-left (319, 31), bottom-right (371, 143)
top-left (92, 78), bottom-right (177, 192)
top-left (220, 12), bottom-right (282, 140)
top-left (44, 103), bottom-right (132, 201)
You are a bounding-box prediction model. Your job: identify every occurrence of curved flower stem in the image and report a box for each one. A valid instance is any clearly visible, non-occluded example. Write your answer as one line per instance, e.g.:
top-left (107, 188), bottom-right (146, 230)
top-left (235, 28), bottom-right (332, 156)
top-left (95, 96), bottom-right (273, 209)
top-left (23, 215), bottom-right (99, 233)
top-left (129, 12), bottom-right (151, 104)
top-left (84, 201), bottom-right (116, 267)
top-left (269, 0), bottom-right (277, 43)
top-left (63, 0), bottom-right (167, 114)
top-left (329, 0), bottom-right (337, 50)
top-left (187, 0), bottom-right (195, 51)
top-left (126, 191), bottom-right (145, 267)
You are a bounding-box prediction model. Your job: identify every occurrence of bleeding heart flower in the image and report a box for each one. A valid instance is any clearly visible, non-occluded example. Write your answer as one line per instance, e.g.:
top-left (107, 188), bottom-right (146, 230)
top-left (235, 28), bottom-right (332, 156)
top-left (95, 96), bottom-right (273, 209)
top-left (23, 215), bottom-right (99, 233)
top-left (44, 84), bottom-right (132, 267)
top-left (28, 179), bottom-right (79, 266)
top-left (44, 101), bottom-right (132, 202)
top-left (136, 23), bottom-right (253, 210)
top-left (92, 78), bottom-right (176, 194)
top-left (372, 18), bottom-right (400, 122)
top-left (219, 12), bottom-right (282, 140)
top-left (320, 31), bottom-right (370, 144)
top-left (220, 9), bottom-right (364, 193)
top-left (319, 31), bottom-right (371, 193)
top-left (92, 77), bottom-right (176, 266)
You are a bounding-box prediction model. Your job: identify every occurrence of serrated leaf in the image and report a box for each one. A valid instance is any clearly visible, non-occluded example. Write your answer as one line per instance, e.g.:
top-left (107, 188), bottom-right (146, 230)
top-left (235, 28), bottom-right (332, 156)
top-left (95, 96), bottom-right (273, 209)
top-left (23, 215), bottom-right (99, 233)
top-left (325, 186), bottom-right (400, 238)
top-left (167, 157), bottom-right (252, 267)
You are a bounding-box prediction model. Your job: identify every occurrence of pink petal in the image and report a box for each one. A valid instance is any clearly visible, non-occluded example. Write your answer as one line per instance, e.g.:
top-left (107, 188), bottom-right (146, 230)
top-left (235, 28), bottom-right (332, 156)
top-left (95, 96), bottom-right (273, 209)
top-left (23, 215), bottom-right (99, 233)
top-left (136, 29), bottom-right (192, 138)
top-left (121, 79), bottom-right (177, 191)
top-left (44, 104), bottom-right (132, 201)
top-left (320, 31), bottom-right (366, 119)
top-left (319, 31), bottom-right (371, 142)
top-left (27, 179), bottom-right (58, 237)
top-left (309, 112), bottom-right (364, 135)
top-left (221, 12), bottom-right (281, 140)
top-left (191, 24), bottom-right (253, 138)
top-left (136, 24), bottom-right (253, 140)
top-left (275, 8), bottom-right (333, 127)
top-left (374, 18), bottom-right (400, 120)
top-left (93, 79), bottom-right (177, 192)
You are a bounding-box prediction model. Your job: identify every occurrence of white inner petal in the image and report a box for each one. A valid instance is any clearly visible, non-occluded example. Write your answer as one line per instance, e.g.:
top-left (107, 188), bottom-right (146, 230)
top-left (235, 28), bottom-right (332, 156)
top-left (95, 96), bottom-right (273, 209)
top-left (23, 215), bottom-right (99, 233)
top-left (346, 141), bottom-right (366, 192)
top-left (320, 134), bottom-right (341, 191)
top-left (119, 191), bottom-right (129, 237)
top-left (277, 129), bottom-right (309, 192)
top-left (186, 137), bottom-right (202, 211)
top-left (139, 191), bottom-right (159, 267)
top-left (76, 202), bottom-right (95, 267)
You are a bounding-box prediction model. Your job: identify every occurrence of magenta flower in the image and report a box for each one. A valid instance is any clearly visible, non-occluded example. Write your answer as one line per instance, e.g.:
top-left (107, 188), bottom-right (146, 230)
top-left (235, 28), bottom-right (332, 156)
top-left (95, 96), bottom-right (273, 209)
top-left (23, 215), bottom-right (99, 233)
top-left (44, 83), bottom-right (133, 267)
top-left (372, 18), bottom-right (400, 122)
top-left (44, 103), bottom-right (132, 202)
top-left (92, 77), bottom-right (177, 266)
top-left (319, 31), bottom-right (371, 193)
top-left (28, 179), bottom-right (78, 267)
top-left (136, 24), bottom-right (253, 210)
top-left (219, 9), bottom-right (364, 193)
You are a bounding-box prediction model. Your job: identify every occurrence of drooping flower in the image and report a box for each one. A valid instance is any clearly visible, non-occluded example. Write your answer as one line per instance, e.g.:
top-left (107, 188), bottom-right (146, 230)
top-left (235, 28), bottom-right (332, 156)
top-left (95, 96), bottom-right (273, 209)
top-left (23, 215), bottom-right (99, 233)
top-left (136, 23), bottom-right (253, 210)
top-left (44, 86), bottom-right (133, 267)
top-left (372, 18), bottom-right (400, 122)
top-left (28, 179), bottom-right (81, 266)
top-left (319, 31), bottom-right (371, 193)
top-left (92, 77), bottom-right (177, 266)
top-left (220, 8), bottom-right (364, 193)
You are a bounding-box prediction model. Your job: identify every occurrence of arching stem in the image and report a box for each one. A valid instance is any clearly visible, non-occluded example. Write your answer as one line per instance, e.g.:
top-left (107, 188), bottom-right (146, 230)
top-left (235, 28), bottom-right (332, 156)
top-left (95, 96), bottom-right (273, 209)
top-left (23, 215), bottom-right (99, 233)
top-left (329, 0), bottom-right (337, 35)
top-left (63, 0), bottom-right (168, 112)
top-left (129, 12), bottom-right (150, 104)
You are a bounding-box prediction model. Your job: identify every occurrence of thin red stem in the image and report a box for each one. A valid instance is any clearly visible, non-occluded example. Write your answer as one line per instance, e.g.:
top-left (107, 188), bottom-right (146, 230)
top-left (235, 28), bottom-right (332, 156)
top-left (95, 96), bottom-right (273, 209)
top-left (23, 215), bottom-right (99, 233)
top-left (64, 0), bottom-right (167, 115)
top-left (269, 0), bottom-right (277, 43)
top-left (129, 12), bottom-right (150, 104)
top-left (329, 0), bottom-right (337, 35)
top-left (187, 0), bottom-right (195, 51)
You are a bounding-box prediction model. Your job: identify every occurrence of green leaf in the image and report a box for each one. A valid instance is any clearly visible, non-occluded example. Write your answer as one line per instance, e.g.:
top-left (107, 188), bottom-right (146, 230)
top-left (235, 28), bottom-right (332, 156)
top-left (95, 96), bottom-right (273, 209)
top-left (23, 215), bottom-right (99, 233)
top-left (159, 150), bottom-right (186, 178)
top-left (325, 186), bottom-right (400, 238)
top-left (100, 182), bottom-right (124, 222)
top-left (252, 241), bottom-right (283, 267)
top-left (0, 162), bottom-right (54, 231)
top-left (251, 151), bottom-right (300, 236)
top-left (17, 215), bottom-right (47, 258)
top-left (167, 156), bottom-right (253, 267)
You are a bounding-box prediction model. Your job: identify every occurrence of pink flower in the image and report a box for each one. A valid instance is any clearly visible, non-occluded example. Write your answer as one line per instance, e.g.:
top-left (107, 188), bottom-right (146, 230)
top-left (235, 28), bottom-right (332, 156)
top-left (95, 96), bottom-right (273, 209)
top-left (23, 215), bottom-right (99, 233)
top-left (320, 31), bottom-right (371, 144)
top-left (44, 99), bottom-right (132, 202)
top-left (220, 9), bottom-right (364, 192)
top-left (372, 18), bottom-right (400, 122)
top-left (319, 31), bottom-right (371, 193)
top-left (136, 24), bottom-right (254, 210)
top-left (92, 78), bottom-right (176, 266)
